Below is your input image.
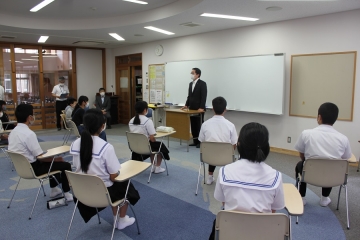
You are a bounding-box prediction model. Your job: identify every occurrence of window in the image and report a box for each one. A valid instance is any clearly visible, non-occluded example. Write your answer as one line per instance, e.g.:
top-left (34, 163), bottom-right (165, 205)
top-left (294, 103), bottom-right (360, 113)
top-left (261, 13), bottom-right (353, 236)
top-left (16, 73), bottom-right (29, 93)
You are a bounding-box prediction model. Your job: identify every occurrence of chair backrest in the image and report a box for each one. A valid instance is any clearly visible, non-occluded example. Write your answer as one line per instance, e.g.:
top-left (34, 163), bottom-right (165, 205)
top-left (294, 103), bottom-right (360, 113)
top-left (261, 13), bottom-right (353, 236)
top-left (201, 142), bottom-right (235, 166)
top-left (65, 171), bottom-right (112, 208)
top-left (302, 159), bottom-right (348, 187)
top-left (67, 120), bottom-right (80, 137)
top-left (215, 211), bottom-right (289, 240)
top-left (7, 151), bottom-right (37, 179)
top-left (60, 113), bottom-right (71, 130)
top-left (61, 110), bottom-right (65, 114)
top-left (126, 132), bottom-right (152, 155)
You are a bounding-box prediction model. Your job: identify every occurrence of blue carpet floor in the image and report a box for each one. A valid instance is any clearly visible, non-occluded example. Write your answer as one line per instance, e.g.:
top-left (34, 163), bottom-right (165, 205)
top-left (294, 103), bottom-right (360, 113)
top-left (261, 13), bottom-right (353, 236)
top-left (0, 134), bottom-right (347, 240)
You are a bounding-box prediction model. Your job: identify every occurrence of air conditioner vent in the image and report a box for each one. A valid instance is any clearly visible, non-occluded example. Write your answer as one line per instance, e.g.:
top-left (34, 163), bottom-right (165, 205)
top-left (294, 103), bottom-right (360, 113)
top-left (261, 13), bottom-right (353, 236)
top-left (72, 41), bottom-right (104, 46)
top-left (180, 22), bottom-right (202, 27)
top-left (0, 35), bottom-right (16, 39)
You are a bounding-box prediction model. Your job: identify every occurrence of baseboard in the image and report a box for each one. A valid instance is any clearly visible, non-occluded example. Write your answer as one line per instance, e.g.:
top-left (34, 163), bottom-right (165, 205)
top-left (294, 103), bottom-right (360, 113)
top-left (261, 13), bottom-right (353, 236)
top-left (270, 146), bottom-right (300, 157)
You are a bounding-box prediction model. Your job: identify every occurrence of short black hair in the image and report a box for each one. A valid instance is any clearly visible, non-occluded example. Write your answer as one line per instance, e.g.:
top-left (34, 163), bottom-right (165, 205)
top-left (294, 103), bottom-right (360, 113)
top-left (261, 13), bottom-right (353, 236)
top-left (192, 68), bottom-right (201, 77)
top-left (0, 100), bottom-right (6, 107)
top-left (212, 97), bottom-right (227, 115)
top-left (15, 104), bottom-right (33, 123)
top-left (318, 102), bottom-right (338, 125)
top-left (99, 88), bottom-right (105, 92)
top-left (237, 122), bottom-right (270, 163)
top-left (67, 97), bottom-right (76, 105)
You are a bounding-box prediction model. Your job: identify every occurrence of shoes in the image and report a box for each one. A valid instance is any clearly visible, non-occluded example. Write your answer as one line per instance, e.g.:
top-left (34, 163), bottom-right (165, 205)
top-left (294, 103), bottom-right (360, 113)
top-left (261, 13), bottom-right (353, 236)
top-left (64, 192), bottom-right (74, 202)
top-left (107, 125), bottom-right (112, 129)
top-left (50, 187), bottom-right (62, 198)
top-left (320, 196), bottom-right (331, 207)
top-left (302, 197), bottom-right (307, 206)
top-left (196, 144), bottom-right (200, 148)
top-left (154, 166), bottom-right (166, 174)
top-left (57, 128), bottom-right (61, 131)
top-left (189, 143), bottom-right (197, 146)
top-left (117, 215), bottom-right (135, 230)
top-left (206, 175), bottom-right (214, 185)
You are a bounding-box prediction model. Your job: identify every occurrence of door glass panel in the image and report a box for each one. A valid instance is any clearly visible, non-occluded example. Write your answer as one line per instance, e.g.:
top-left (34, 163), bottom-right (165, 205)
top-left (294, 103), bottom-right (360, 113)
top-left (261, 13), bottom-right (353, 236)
top-left (118, 68), bottom-right (131, 124)
top-left (0, 47), bottom-right (15, 120)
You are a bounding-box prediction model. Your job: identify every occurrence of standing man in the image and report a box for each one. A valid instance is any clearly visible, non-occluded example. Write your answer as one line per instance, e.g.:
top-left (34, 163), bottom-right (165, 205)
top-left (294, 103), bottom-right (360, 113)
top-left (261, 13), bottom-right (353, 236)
top-left (180, 68), bottom-right (207, 148)
top-left (52, 76), bottom-right (69, 131)
top-left (95, 88), bottom-right (112, 129)
top-left (0, 82), bottom-right (4, 100)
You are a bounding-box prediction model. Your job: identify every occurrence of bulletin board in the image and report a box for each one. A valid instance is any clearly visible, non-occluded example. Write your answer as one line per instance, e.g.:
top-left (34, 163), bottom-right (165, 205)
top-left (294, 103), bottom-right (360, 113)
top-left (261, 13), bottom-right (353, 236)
top-left (148, 64), bottom-right (165, 104)
top-left (290, 51), bottom-right (357, 121)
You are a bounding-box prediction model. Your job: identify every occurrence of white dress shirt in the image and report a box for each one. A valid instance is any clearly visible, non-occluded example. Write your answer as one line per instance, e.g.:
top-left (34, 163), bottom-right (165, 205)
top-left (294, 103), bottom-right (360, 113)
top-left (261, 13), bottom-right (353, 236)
top-left (192, 78), bottom-right (199, 92)
top-left (294, 124), bottom-right (352, 160)
top-left (129, 115), bottom-right (156, 138)
top-left (70, 136), bottom-right (120, 187)
top-left (52, 84), bottom-right (70, 101)
top-left (0, 85), bottom-right (4, 100)
top-left (198, 115), bottom-right (237, 145)
top-left (8, 123), bottom-right (43, 163)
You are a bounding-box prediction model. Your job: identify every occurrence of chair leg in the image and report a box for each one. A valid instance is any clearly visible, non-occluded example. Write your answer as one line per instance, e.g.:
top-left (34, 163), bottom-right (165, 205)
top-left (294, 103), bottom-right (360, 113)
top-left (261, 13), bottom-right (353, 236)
top-left (7, 177), bottom-right (21, 208)
top-left (127, 200), bottom-right (140, 235)
top-left (296, 180), bottom-right (300, 224)
top-left (111, 206), bottom-right (120, 240)
top-left (29, 180), bottom-right (43, 220)
top-left (96, 208), bottom-right (101, 224)
top-left (337, 185), bottom-right (342, 210)
top-left (51, 175), bottom-right (68, 206)
top-left (147, 154), bottom-right (157, 183)
top-left (163, 157), bottom-right (169, 176)
top-left (345, 185), bottom-right (350, 229)
top-left (195, 163), bottom-right (202, 196)
top-left (203, 162), bottom-right (206, 184)
top-left (39, 180), bottom-right (46, 196)
top-left (66, 200), bottom-right (79, 240)
top-left (289, 215), bottom-right (292, 240)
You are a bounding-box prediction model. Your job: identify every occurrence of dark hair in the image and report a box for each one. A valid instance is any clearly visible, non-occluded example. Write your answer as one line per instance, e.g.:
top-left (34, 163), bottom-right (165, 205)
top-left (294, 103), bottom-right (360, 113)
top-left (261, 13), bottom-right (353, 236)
top-left (318, 102), bottom-right (338, 125)
top-left (237, 122), bottom-right (270, 163)
top-left (133, 101), bottom-right (148, 125)
top-left (99, 88), bottom-right (105, 92)
top-left (67, 97), bottom-right (76, 106)
top-left (80, 109), bottom-right (106, 173)
top-left (15, 104), bottom-right (33, 123)
top-left (0, 100), bottom-right (6, 110)
top-left (212, 97), bottom-right (227, 115)
top-left (72, 95), bottom-right (88, 117)
top-left (192, 68), bottom-right (201, 77)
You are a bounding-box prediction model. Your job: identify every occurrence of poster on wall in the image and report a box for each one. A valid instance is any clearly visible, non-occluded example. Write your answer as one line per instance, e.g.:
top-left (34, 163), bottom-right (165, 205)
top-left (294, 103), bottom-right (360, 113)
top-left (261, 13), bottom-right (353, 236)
top-left (148, 64), bottom-right (165, 104)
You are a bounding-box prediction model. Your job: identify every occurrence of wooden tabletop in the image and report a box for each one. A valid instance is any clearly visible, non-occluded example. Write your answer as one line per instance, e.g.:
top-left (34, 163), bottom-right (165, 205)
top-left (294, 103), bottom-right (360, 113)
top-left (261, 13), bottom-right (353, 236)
top-left (348, 154), bottom-right (357, 163)
top-left (155, 131), bottom-right (176, 138)
top-left (283, 183), bottom-right (304, 216)
top-left (37, 145), bottom-right (70, 159)
top-left (115, 160), bottom-right (151, 182)
top-left (165, 109), bottom-right (203, 114)
top-left (2, 121), bottom-right (17, 124)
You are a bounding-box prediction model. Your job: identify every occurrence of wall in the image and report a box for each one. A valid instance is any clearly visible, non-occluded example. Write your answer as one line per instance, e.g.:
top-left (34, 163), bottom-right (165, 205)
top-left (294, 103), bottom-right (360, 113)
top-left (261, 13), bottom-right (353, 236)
top-left (105, 48), bottom-right (115, 93)
top-left (110, 9), bottom-right (360, 157)
top-left (76, 49), bottom-right (102, 105)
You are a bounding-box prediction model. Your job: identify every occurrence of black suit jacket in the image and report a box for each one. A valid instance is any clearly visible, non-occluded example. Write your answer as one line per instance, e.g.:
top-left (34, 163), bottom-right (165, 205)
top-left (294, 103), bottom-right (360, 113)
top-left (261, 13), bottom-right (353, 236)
top-left (185, 79), bottom-right (207, 110)
top-left (95, 95), bottom-right (111, 112)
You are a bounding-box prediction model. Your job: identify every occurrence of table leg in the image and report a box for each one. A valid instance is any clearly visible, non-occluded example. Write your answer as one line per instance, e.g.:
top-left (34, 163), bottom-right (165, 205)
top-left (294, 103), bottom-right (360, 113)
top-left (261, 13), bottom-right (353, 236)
top-left (187, 140), bottom-right (189, 152)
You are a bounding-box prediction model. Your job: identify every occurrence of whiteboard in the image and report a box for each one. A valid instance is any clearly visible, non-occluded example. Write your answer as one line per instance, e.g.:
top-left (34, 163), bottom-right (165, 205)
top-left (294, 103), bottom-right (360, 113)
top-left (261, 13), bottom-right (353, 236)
top-left (165, 54), bottom-right (285, 115)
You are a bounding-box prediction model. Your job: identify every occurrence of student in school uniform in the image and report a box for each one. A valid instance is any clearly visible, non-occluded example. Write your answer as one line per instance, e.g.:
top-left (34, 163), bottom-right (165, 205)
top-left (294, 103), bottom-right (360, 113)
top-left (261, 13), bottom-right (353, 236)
top-left (129, 101), bottom-right (170, 174)
top-left (70, 109), bottom-right (140, 229)
top-left (72, 95), bottom-right (107, 141)
top-left (294, 102), bottom-right (352, 206)
top-left (8, 104), bottom-right (73, 201)
top-left (209, 122), bottom-right (285, 239)
top-left (52, 76), bottom-right (70, 131)
top-left (65, 97), bottom-right (77, 125)
top-left (198, 96), bottom-right (237, 185)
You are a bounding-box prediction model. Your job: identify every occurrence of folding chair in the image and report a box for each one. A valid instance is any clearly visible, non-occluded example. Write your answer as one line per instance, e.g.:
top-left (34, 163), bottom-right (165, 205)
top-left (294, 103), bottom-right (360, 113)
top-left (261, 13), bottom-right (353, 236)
top-left (6, 151), bottom-right (66, 219)
top-left (126, 132), bottom-right (169, 183)
top-left (65, 170), bottom-right (140, 240)
top-left (297, 159), bottom-right (350, 229)
top-left (60, 113), bottom-right (73, 145)
top-left (67, 120), bottom-right (81, 138)
top-left (214, 210), bottom-right (290, 240)
top-left (0, 144), bottom-right (13, 170)
top-left (195, 142), bottom-right (235, 195)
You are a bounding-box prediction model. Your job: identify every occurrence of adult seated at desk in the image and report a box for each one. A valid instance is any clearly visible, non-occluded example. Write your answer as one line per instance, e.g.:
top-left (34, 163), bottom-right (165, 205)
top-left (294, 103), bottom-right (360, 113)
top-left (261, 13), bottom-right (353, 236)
top-left (72, 95), bottom-right (107, 142)
top-left (95, 88), bottom-right (112, 129)
top-left (129, 101), bottom-right (170, 174)
top-left (70, 109), bottom-right (140, 229)
top-left (209, 122), bottom-right (285, 239)
top-left (294, 102), bottom-right (352, 207)
top-left (65, 97), bottom-right (77, 124)
top-left (8, 104), bottom-right (73, 201)
top-left (198, 97), bottom-right (238, 185)
top-left (0, 100), bottom-right (15, 130)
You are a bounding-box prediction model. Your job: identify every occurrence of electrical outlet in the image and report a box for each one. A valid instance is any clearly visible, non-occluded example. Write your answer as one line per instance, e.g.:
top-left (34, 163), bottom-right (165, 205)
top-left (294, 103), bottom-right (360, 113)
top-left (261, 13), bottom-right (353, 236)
top-left (287, 137), bottom-right (291, 143)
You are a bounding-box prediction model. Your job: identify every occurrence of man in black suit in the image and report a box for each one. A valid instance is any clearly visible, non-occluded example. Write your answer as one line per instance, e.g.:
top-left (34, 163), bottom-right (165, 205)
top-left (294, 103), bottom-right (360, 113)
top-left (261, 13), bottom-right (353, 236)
top-left (95, 88), bottom-right (112, 129)
top-left (181, 68), bottom-right (207, 148)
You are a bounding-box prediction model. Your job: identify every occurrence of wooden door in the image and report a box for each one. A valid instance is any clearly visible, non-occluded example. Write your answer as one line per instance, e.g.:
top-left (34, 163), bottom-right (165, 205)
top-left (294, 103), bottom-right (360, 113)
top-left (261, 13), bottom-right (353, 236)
top-left (116, 67), bottom-right (132, 124)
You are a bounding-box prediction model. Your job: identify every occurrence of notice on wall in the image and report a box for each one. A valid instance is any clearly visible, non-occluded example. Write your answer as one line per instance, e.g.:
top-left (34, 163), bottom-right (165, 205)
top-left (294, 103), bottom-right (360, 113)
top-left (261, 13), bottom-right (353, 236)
top-left (150, 89), bottom-right (156, 103)
top-left (143, 90), bottom-right (149, 102)
top-left (155, 90), bottom-right (163, 103)
top-left (149, 64), bottom-right (165, 103)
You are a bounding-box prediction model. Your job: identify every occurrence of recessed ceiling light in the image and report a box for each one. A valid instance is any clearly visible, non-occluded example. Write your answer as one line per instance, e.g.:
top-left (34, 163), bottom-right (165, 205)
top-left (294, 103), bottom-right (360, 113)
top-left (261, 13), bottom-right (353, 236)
top-left (30, 0), bottom-right (55, 12)
top-left (266, 6), bottom-right (282, 11)
top-left (144, 26), bottom-right (175, 35)
top-left (109, 33), bottom-right (125, 41)
top-left (123, 0), bottom-right (148, 4)
top-left (38, 36), bottom-right (49, 43)
top-left (200, 13), bottom-right (258, 22)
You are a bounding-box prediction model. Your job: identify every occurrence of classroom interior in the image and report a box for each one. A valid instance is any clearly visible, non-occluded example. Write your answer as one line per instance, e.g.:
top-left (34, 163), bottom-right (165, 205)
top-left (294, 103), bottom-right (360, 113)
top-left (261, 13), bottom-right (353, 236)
top-left (1, 0), bottom-right (360, 239)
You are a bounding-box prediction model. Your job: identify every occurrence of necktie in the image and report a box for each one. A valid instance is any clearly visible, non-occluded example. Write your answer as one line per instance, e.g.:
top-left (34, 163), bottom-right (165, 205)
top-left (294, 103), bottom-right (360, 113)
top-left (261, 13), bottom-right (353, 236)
top-left (101, 97), bottom-right (104, 104)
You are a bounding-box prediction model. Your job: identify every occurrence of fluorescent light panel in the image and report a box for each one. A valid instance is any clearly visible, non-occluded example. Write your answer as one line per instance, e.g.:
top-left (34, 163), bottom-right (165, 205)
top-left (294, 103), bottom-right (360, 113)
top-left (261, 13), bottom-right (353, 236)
top-left (144, 26), bottom-right (174, 35)
top-left (38, 36), bottom-right (49, 43)
top-left (200, 13), bottom-right (258, 22)
top-left (30, 0), bottom-right (55, 12)
top-left (123, 0), bottom-right (148, 4)
top-left (109, 33), bottom-right (125, 41)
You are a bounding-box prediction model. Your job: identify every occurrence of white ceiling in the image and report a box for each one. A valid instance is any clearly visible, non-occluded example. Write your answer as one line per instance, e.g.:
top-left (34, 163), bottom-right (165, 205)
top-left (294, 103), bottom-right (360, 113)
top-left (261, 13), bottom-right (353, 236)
top-left (0, 0), bottom-right (359, 48)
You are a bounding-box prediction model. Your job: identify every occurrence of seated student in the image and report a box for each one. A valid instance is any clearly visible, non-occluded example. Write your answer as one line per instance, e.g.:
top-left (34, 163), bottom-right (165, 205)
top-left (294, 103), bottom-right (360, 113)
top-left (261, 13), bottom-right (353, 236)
top-left (0, 100), bottom-right (15, 130)
top-left (65, 97), bottom-right (77, 122)
top-left (72, 95), bottom-right (107, 142)
top-left (70, 109), bottom-right (140, 229)
top-left (8, 104), bottom-right (73, 201)
top-left (198, 96), bottom-right (237, 185)
top-left (129, 101), bottom-right (169, 174)
top-left (294, 102), bottom-right (351, 206)
top-left (210, 122), bottom-right (285, 239)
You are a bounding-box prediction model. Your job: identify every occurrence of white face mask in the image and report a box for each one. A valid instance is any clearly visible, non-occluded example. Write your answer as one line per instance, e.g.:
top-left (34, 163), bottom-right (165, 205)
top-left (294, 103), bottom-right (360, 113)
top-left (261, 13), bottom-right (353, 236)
top-left (85, 102), bottom-right (89, 108)
top-left (100, 92), bottom-right (105, 96)
top-left (190, 74), bottom-right (195, 80)
top-left (59, 83), bottom-right (64, 87)
top-left (0, 112), bottom-right (3, 118)
top-left (29, 115), bottom-right (35, 125)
